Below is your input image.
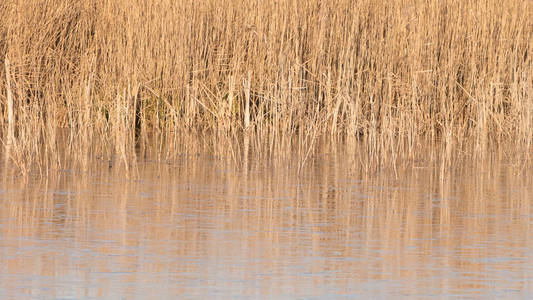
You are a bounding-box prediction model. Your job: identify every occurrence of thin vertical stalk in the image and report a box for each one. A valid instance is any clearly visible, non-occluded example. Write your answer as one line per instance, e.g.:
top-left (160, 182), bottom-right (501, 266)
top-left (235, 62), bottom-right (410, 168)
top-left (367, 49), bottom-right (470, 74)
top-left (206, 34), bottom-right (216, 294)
top-left (244, 71), bottom-right (251, 132)
top-left (4, 57), bottom-right (14, 146)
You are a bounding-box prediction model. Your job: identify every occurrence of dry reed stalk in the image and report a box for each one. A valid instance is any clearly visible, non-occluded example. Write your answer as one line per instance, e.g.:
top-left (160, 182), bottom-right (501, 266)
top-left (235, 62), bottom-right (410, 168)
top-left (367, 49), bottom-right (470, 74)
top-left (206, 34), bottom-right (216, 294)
top-left (244, 71), bottom-right (251, 132)
top-left (4, 57), bottom-right (14, 146)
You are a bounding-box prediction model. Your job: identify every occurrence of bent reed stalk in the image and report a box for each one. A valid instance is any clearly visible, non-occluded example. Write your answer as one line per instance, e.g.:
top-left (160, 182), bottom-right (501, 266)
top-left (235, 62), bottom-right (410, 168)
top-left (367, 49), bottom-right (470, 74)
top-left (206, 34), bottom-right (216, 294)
top-left (0, 0), bottom-right (532, 171)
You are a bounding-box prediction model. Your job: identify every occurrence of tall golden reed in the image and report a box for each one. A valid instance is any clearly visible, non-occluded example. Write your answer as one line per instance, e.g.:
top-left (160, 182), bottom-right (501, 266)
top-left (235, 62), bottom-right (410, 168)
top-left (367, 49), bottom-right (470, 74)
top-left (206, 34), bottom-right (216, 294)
top-left (0, 0), bottom-right (532, 169)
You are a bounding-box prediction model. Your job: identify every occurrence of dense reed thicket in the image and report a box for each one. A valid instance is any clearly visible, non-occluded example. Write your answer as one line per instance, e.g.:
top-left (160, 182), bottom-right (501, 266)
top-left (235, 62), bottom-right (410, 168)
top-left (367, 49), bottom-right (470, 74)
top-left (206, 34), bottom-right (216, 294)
top-left (0, 0), bottom-right (532, 169)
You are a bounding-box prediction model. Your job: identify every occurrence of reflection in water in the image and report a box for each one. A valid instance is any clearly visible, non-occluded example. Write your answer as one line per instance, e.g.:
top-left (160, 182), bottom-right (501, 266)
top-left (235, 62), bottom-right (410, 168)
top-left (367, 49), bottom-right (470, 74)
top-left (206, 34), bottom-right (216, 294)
top-left (0, 148), bottom-right (532, 299)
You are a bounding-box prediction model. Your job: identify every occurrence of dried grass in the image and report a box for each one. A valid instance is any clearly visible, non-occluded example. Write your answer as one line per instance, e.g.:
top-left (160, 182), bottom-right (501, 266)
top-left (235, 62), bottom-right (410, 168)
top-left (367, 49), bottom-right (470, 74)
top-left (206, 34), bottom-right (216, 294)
top-left (1, 0), bottom-right (532, 172)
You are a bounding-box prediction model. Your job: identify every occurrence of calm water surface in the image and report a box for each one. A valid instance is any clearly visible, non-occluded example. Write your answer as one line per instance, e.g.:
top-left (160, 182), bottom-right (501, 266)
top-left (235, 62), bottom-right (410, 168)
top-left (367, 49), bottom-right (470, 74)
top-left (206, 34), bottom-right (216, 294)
top-left (1, 150), bottom-right (532, 299)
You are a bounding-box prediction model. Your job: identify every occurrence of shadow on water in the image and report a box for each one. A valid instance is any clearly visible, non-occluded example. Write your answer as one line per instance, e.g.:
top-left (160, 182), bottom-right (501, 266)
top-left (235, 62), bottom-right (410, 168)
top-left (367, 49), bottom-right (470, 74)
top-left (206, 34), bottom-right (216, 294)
top-left (0, 140), bottom-right (532, 299)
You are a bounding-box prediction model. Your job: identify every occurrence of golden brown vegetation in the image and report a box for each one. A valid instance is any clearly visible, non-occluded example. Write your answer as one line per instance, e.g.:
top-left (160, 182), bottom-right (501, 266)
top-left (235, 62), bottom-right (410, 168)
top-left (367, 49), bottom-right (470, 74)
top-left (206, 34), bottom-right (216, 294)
top-left (0, 0), bottom-right (532, 170)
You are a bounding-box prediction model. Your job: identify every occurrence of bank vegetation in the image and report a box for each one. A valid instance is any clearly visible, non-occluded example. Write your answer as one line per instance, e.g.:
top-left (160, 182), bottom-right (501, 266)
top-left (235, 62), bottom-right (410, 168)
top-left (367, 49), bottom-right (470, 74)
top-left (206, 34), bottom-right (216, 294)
top-left (1, 0), bottom-right (532, 171)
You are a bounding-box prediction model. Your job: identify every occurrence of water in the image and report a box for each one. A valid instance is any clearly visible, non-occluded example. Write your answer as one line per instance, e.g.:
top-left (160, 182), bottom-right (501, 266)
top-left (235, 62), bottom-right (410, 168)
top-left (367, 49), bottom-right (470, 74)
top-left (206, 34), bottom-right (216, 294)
top-left (1, 151), bottom-right (532, 299)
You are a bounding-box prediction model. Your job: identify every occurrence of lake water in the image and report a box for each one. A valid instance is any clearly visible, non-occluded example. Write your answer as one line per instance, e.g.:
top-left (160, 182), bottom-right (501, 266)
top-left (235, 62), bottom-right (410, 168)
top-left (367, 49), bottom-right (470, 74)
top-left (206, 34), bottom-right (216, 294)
top-left (1, 148), bottom-right (532, 299)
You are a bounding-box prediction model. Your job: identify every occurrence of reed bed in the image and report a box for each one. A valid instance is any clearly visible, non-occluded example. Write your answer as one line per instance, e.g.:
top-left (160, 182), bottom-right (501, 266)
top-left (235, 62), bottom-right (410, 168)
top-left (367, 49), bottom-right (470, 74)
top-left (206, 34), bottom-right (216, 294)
top-left (0, 0), bottom-right (532, 171)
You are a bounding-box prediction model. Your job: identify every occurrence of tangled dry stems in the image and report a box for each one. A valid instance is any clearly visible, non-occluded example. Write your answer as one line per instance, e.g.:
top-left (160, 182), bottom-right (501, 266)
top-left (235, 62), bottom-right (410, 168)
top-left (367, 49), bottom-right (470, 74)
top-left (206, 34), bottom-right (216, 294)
top-left (0, 0), bottom-right (532, 171)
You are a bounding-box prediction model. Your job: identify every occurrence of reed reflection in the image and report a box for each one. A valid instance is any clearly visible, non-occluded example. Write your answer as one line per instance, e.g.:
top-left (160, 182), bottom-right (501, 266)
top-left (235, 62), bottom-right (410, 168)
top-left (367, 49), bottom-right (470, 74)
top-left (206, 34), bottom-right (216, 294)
top-left (0, 148), bottom-right (532, 298)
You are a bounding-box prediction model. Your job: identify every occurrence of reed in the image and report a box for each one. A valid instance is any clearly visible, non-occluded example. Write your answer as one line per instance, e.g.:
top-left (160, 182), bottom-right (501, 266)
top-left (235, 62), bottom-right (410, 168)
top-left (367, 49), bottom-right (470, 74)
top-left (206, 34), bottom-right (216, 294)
top-left (0, 0), bottom-right (532, 170)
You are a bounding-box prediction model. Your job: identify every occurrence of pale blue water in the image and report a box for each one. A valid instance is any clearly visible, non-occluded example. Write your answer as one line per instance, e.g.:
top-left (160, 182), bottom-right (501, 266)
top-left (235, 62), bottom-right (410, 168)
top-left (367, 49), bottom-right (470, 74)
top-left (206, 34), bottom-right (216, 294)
top-left (0, 156), bottom-right (532, 299)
